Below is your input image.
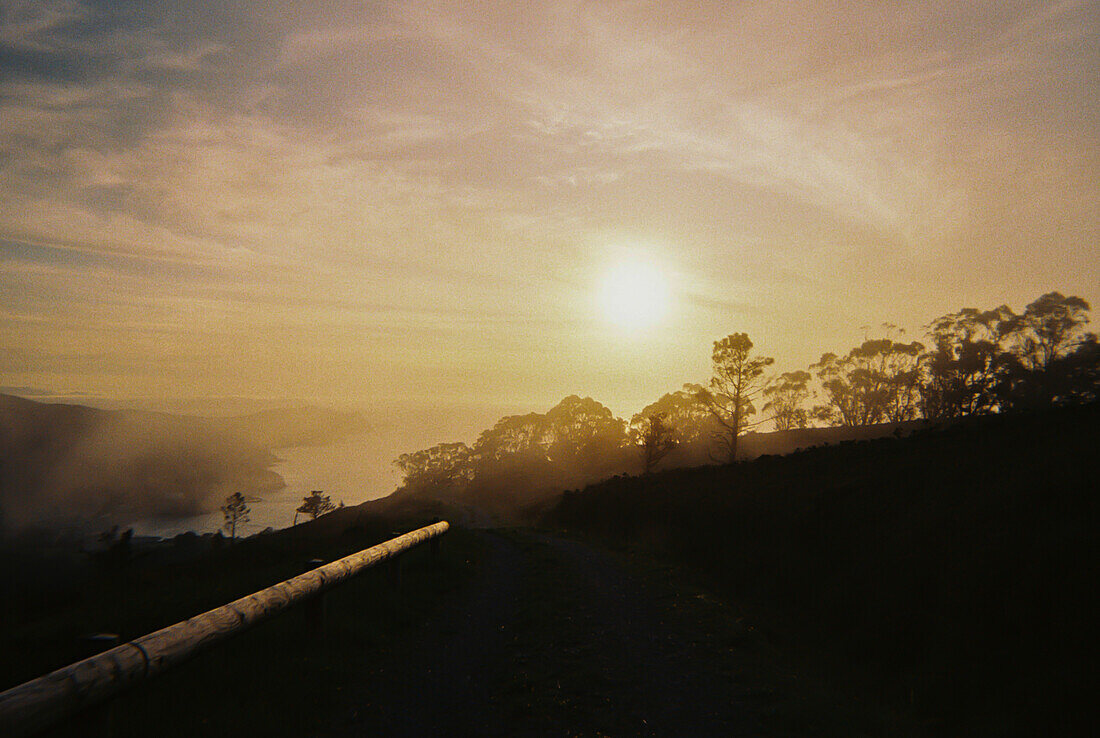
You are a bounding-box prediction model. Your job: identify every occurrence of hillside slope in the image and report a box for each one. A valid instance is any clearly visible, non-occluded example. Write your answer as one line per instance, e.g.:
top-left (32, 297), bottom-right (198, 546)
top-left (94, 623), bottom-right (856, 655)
top-left (365, 418), bottom-right (927, 526)
top-left (547, 403), bottom-right (1099, 736)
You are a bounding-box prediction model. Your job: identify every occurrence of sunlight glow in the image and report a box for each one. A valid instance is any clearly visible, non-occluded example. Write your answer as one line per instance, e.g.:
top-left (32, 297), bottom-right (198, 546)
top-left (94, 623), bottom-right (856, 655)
top-left (599, 260), bottom-right (670, 329)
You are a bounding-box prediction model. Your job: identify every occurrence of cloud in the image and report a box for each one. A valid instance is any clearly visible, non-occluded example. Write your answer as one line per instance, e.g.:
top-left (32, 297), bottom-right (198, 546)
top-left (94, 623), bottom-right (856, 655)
top-left (0, 0), bottom-right (1096, 411)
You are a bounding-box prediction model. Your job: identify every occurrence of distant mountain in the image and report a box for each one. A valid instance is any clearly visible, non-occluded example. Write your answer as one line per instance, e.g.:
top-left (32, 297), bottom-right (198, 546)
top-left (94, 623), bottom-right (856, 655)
top-left (0, 394), bottom-right (367, 535)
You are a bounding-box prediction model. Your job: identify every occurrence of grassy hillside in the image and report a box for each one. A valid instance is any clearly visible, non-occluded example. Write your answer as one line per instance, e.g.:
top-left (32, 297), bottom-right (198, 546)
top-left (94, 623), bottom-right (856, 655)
top-left (547, 403), bottom-right (1099, 736)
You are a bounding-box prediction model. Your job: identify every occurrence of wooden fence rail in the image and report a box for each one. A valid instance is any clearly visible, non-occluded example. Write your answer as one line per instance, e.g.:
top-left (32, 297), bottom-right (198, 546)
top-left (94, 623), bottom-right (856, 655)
top-left (0, 520), bottom-right (450, 737)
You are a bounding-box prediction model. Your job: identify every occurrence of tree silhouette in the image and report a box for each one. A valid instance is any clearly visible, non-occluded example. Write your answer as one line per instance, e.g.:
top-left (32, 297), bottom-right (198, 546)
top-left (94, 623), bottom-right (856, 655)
top-left (920, 306), bottom-right (1019, 418)
top-left (996, 293), bottom-right (1093, 409)
top-left (630, 411), bottom-right (678, 473)
top-left (221, 492), bottom-right (250, 542)
top-left (812, 336), bottom-right (924, 426)
top-left (693, 333), bottom-right (774, 462)
top-left (1038, 334), bottom-right (1100, 405)
top-left (634, 388), bottom-right (714, 451)
top-left (763, 370), bottom-right (812, 431)
top-left (544, 395), bottom-right (627, 466)
top-left (474, 412), bottom-right (553, 464)
top-left (1015, 292), bottom-right (1091, 371)
top-left (379, 289), bottom-right (1097, 522)
top-left (395, 442), bottom-right (474, 490)
top-left (463, 396), bottom-right (629, 487)
top-left (296, 490), bottom-right (335, 522)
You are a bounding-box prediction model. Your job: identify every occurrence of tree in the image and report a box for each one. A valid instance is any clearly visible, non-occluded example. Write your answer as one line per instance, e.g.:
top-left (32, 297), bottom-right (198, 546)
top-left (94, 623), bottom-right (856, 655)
top-left (812, 335), bottom-right (925, 426)
top-left (395, 442), bottom-right (474, 490)
top-left (543, 395), bottom-right (627, 466)
top-left (630, 388), bottom-right (716, 466)
top-left (636, 388), bottom-right (713, 445)
top-left (473, 412), bottom-right (553, 465)
top-left (1040, 334), bottom-right (1100, 405)
top-left (1014, 292), bottom-right (1091, 371)
top-left (296, 490), bottom-right (335, 522)
top-left (221, 492), bottom-right (250, 542)
top-left (763, 370), bottom-right (812, 431)
top-left (918, 294), bottom-right (1093, 416)
top-left (880, 341), bottom-right (925, 422)
top-left (997, 293), bottom-right (1093, 409)
top-left (629, 411), bottom-right (678, 473)
top-left (693, 333), bottom-right (775, 462)
top-left (920, 306), bottom-right (1019, 418)
top-left (470, 396), bottom-right (628, 483)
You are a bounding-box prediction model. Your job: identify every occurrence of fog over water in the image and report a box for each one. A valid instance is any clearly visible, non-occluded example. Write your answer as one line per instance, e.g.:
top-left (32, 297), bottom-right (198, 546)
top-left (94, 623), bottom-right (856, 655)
top-left (129, 399), bottom-right (523, 538)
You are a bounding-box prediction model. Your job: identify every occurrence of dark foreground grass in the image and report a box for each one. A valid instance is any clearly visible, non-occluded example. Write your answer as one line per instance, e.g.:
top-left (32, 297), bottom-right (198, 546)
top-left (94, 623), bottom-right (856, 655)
top-left (1, 514), bottom-right (483, 737)
top-left (514, 526), bottom-right (932, 738)
top-left (547, 403), bottom-right (1100, 737)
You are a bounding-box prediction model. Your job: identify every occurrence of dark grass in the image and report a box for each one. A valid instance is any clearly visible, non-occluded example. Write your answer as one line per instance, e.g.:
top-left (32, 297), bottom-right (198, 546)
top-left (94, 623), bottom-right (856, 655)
top-left (500, 528), bottom-right (931, 737)
top-left (522, 524), bottom-right (942, 738)
top-left (1, 514), bottom-right (483, 737)
top-left (547, 403), bottom-right (1100, 737)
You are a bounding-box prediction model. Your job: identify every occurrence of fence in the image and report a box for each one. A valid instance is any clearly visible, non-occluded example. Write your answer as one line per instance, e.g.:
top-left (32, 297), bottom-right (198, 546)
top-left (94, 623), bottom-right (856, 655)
top-left (0, 520), bottom-right (450, 737)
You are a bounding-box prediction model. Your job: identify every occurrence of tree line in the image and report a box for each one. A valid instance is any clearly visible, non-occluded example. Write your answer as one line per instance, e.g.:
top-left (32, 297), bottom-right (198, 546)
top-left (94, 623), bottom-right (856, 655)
top-left (394, 291), bottom-right (1098, 499)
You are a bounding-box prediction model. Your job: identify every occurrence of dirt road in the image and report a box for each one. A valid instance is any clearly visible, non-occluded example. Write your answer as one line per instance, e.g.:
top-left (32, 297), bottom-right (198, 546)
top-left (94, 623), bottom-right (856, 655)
top-left (323, 529), bottom-right (770, 737)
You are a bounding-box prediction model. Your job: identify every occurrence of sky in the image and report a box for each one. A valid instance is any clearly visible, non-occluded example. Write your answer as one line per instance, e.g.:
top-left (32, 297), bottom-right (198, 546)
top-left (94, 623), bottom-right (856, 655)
top-left (1, 0), bottom-right (1097, 424)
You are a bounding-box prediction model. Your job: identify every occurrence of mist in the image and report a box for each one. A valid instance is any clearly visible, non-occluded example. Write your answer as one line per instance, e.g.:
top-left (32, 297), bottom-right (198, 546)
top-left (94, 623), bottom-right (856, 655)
top-left (0, 392), bottom-right (525, 538)
top-left (0, 394), bottom-right (369, 536)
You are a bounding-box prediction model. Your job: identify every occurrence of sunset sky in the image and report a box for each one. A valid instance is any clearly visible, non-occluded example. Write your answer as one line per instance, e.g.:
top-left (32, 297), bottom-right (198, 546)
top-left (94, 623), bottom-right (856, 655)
top-left (2, 0), bottom-right (1097, 422)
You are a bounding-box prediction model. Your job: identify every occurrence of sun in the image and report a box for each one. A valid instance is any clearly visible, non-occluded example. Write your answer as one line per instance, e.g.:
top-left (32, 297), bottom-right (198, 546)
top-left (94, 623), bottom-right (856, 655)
top-left (599, 260), bottom-right (670, 329)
